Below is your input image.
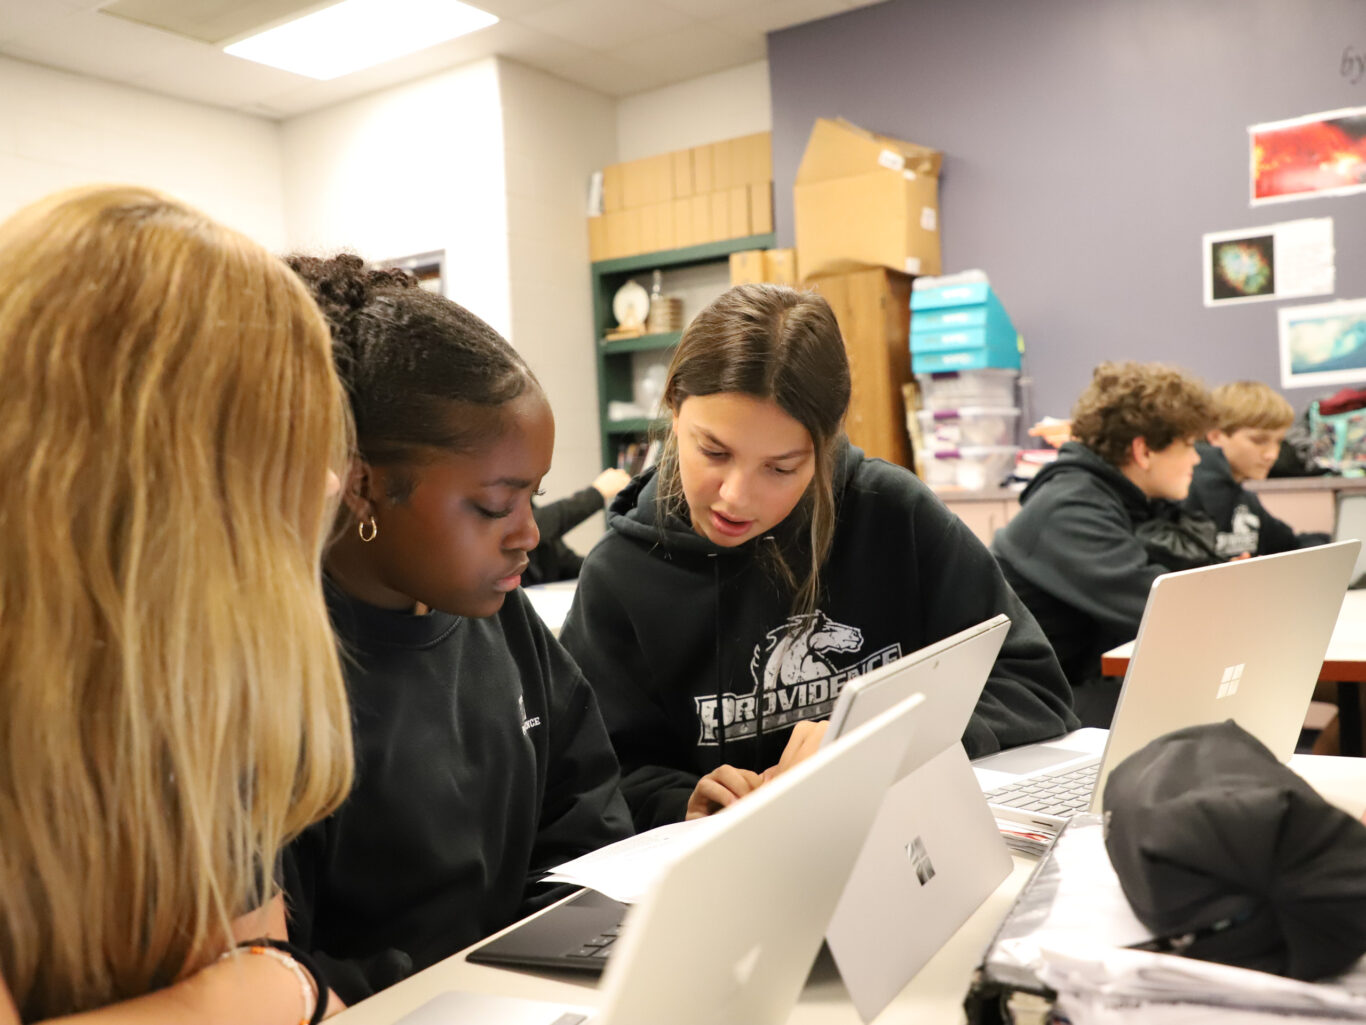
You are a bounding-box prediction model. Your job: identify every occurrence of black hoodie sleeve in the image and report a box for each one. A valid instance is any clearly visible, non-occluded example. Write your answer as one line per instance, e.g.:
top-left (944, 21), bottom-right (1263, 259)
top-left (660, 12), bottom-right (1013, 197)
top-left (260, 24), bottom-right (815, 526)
top-left (561, 556), bottom-right (701, 830)
top-left (523, 623), bottom-right (635, 890)
top-left (906, 484), bottom-right (1080, 755)
top-left (281, 822), bottom-right (414, 1005)
top-left (992, 474), bottom-right (1164, 641)
top-left (533, 487), bottom-right (606, 542)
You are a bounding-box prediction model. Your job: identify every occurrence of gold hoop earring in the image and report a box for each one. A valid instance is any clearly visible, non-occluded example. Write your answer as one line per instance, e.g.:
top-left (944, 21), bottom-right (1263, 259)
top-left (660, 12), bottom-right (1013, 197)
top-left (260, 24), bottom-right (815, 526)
top-left (358, 516), bottom-right (378, 542)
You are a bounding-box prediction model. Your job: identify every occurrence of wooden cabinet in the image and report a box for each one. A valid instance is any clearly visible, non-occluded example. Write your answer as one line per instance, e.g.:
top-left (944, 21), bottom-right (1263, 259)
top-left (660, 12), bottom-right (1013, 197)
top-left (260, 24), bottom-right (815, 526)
top-left (807, 267), bottom-right (913, 468)
top-left (940, 492), bottom-right (1020, 546)
top-left (590, 234), bottom-right (775, 467)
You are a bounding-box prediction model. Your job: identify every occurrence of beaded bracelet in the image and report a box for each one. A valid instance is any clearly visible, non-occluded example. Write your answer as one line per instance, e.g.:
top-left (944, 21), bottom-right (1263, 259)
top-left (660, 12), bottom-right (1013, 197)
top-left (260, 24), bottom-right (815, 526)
top-left (219, 939), bottom-right (327, 1025)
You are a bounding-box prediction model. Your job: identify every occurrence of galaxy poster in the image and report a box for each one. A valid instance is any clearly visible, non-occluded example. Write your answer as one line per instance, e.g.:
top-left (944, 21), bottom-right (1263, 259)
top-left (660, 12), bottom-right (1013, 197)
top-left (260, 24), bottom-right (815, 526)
top-left (1202, 218), bottom-right (1334, 307)
top-left (1278, 298), bottom-right (1366, 389)
top-left (1250, 106), bottom-right (1366, 204)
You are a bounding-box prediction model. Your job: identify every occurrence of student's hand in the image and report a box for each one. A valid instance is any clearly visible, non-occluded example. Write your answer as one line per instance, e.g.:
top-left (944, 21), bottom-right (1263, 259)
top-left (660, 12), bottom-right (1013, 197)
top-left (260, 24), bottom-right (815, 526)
top-left (592, 468), bottom-right (632, 502)
top-left (685, 765), bottom-right (764, 819)
top-left (1229, 553), bottom-right (1251, 561)
top-left (1028, 418), bottom-right (1073, 449)
top-left (762, 720), bottom-right (829, 782)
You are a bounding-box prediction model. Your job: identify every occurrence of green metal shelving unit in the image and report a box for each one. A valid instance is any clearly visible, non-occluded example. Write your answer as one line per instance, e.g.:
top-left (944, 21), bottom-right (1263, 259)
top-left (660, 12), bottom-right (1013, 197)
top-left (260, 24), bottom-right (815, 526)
top-left (592, 232), bottom-right (775, 467)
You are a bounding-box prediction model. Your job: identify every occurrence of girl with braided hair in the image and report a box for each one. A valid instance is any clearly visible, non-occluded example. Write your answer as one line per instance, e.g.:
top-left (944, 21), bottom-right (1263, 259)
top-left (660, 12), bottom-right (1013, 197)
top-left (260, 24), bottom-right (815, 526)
top-left (280, 254), bottom-right (632, 1004)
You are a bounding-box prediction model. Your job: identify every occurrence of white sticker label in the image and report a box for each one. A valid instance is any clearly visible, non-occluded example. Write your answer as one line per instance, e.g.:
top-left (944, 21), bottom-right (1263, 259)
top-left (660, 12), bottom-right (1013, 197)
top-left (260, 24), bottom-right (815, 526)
top-left (921, 206), bottom-right (938, 231)
top-left (903, 168), bottom-right (918, 181)
top-left (905, 256), bottom-right (922, 275)
top-left (877, 148), bottom-right (906, 172)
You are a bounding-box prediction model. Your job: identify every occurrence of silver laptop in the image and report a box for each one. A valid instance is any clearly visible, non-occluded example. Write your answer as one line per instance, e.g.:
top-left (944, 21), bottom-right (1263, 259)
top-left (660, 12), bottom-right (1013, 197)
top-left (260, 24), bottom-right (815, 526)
top-left (393, 690), bottom-right (927, 1025)
top-left (974, 540), bottom-right (1362, 832)
top-left (1335, 492), bottom-right (1366, 589)
top-left (821, 616), bottom-right (1014, 1023)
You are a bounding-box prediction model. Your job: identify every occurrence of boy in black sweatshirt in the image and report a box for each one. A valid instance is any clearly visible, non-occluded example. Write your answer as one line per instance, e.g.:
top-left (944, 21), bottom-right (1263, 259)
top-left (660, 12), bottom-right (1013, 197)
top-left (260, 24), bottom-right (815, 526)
top-left (991, 362), bottom-right (1215, 726)
top-left (1184, 381), bottom-right (1330, 557)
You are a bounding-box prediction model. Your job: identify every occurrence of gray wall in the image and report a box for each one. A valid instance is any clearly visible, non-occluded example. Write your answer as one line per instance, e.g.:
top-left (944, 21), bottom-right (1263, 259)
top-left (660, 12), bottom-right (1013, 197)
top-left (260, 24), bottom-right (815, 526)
top-left (769, 0), bottom-right (1366, 419)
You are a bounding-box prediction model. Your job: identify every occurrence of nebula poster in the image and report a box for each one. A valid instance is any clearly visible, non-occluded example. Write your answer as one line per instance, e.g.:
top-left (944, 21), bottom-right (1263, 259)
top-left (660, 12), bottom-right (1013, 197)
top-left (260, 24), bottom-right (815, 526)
top-left (1202, 218), bottom-right (1334, 307)
top-left (1278, 298), bottom-right (1366, 389)
top-left (1250, 106), bottom-right (1366, 204)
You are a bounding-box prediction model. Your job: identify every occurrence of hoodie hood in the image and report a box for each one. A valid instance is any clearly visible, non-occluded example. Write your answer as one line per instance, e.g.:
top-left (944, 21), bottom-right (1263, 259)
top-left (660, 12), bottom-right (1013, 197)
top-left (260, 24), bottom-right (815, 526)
top-left (1021, 441), bottom-right (1152, 519)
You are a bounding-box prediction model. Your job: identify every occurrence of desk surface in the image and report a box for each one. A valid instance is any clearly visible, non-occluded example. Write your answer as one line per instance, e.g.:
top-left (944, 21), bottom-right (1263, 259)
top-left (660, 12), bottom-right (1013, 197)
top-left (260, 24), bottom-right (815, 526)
top-left (1102, 589), bottom-right (1366, 679)
top-left (332, 756), bottom-right (1366, 1025)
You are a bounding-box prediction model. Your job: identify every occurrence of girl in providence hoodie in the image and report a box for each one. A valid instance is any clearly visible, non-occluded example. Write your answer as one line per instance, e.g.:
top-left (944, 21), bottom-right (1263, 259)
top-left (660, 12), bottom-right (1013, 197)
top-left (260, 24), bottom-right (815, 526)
top-left (560, 286), bottom-right (1077, 832)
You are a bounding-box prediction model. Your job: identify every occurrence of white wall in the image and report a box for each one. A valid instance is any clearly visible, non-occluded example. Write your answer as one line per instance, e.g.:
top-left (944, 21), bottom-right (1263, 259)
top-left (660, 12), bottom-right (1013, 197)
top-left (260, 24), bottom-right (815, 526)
top-left (0, 57), bottom-right (286, 249)
top-left (614, 59), bottom-right (772, 162)
top-left (279, 57), bottom-right (511, 337)
top-left (497, 59), bottom-right (616, 544)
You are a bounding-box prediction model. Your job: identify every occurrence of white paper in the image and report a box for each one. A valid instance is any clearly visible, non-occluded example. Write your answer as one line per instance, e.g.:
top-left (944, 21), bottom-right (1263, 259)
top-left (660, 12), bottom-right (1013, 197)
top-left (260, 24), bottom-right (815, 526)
top-left (542, 819), bottom-right (710, 904)
top-left (522, 581), bottom-right (577, 635)
top-left (1202, 217), bottom-right (1334, 307)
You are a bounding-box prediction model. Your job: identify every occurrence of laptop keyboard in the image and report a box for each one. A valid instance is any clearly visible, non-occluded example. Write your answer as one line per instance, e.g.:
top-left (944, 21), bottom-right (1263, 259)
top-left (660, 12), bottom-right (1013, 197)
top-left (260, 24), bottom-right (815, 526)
top-left (984, 762), bottom-right (1100, 817)
top-left (567, 920), bottom-right (623, 963)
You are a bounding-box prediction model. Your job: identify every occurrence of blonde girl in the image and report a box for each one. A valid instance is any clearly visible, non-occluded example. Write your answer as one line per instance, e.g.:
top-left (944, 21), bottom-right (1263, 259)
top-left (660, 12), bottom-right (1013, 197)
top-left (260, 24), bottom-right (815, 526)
top-left (0, 186), bottom-right (353, 1022)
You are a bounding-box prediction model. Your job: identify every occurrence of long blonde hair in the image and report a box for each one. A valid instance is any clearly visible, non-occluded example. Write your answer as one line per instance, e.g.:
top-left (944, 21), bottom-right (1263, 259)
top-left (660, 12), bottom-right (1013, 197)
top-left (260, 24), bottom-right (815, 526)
top-left (0, 186), bottom-right (355, 1017)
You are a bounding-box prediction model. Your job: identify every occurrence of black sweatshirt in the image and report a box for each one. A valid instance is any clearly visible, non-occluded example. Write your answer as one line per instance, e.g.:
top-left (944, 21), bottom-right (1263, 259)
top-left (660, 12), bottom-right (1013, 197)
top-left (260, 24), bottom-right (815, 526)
top-left (559, 442), bottom-right (1078, 831)
top-left (991, 442), bottom-right (1170, 690)
top-left (1184, 442), bottom-right (1330, 557)
top-left (283, 582), bottom-right (632, 1003)
top-left (526, 486), bottom-right (605, 584)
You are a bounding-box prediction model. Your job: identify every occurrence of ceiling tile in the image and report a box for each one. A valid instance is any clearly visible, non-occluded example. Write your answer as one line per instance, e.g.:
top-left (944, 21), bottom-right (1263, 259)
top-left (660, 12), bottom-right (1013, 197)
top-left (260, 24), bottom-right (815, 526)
top-left (611, 23), bottom-right (765, 83)
top-left (715, 0), bottom-right (851, 37)
top-left (524, 0), bottom-right (696, 52)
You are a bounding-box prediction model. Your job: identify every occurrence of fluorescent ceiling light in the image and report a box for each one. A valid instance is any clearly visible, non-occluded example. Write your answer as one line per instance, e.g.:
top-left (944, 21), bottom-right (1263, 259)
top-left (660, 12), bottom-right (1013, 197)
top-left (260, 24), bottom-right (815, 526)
top-left (224, 0), bottom-right (499, 80)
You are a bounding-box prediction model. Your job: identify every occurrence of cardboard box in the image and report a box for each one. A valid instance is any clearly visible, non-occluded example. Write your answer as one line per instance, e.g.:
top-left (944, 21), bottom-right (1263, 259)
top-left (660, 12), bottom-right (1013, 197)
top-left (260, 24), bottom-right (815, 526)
top-left (729, 250), bottom-right (766, 285)
top-left (793, 117), bottom-right (942, 279)
top-left (712, 139), bottom-right (736, 192)
top-left (602, 164), bottom-right (624, 213)
top-left (763, 248), bottom-right (798, 285)
top-left (728, 185), bottom-right (750, 238)
top-left (750, 182), bottom-right (773, 234)
top-left (605, 209), bottom-right (641, 260)
top-left (672, 149), bottom-right (693, 198)
top-left (692, 143), bottom-right (714, 194)
top-left (588, 215), bottom-right (608, 262)
top-left (689, 194), bottom-right (711, 244)
top-left (672, 198), bottom-right (695, 249)
top-left (709, 191), bottom-right (730, 241)
top-left (735, 131), bottom-right (772, 184)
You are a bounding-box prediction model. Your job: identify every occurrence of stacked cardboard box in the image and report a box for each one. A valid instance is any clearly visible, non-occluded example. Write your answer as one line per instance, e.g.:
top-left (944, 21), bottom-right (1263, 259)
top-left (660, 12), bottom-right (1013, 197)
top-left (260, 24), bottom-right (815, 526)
top-left (728, 248), bottom-right (798, 286)
top-left (588, 132), bottom-right (774, 262)
top-left (794, 118), bottom-right (942, 280)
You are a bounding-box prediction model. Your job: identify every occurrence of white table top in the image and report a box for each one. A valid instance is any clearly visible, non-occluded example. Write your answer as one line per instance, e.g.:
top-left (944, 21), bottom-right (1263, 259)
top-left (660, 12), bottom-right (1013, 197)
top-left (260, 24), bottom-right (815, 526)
top-left (331, 756), bottom-right (1366, 1025)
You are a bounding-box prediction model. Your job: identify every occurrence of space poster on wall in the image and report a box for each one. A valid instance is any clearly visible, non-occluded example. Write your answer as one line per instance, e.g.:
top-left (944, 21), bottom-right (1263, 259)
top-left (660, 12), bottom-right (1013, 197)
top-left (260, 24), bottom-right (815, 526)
top-left (1278, 297), bottom-right (1366, 389)
top-left (1250, 106), bottom-right (1366, 204)
top-left (1202, 217), bottom-right (1334, 307)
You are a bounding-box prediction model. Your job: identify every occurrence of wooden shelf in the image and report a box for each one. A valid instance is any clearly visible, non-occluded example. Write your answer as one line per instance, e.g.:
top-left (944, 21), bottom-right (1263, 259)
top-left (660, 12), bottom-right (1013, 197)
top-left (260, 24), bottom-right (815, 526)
top-left (591, 233), bottom-right (777, 467)
top-left (605, 417), bottom-right (663, 434)
top-left (592, 234), bottom-right (776, 274)
top-left (600, 331), bottom-right (681, 355)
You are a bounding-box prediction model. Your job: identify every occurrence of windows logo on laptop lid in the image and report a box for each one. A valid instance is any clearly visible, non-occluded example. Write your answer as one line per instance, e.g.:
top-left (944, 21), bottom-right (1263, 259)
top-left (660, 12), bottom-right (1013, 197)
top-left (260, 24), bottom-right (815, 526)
top-left (974, 540), bottom-right (1361, 833)
top-left (393, 691), bottom-right (928, 1025)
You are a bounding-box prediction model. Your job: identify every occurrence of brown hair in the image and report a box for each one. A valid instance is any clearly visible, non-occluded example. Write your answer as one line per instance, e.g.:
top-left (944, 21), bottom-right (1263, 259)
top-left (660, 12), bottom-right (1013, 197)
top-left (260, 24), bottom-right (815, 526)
top-left (1071, 361), bottom-right (1215, 467)
top-left (1211, 380), bottom-right (1294, 434)
top-left (655, 284), bottom-right (851, 616)
top-left (0, 186), bottom-right (354, 1017)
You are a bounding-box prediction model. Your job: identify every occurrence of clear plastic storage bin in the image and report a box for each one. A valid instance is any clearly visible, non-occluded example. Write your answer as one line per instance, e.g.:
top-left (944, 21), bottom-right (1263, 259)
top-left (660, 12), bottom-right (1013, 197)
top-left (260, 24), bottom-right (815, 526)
top-left (923, 445), bottom-right (1020, 491)
top-left (915, 368), bottom-right (1018, 411)
top-left (915, 407), bottom-right (1020, 451)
